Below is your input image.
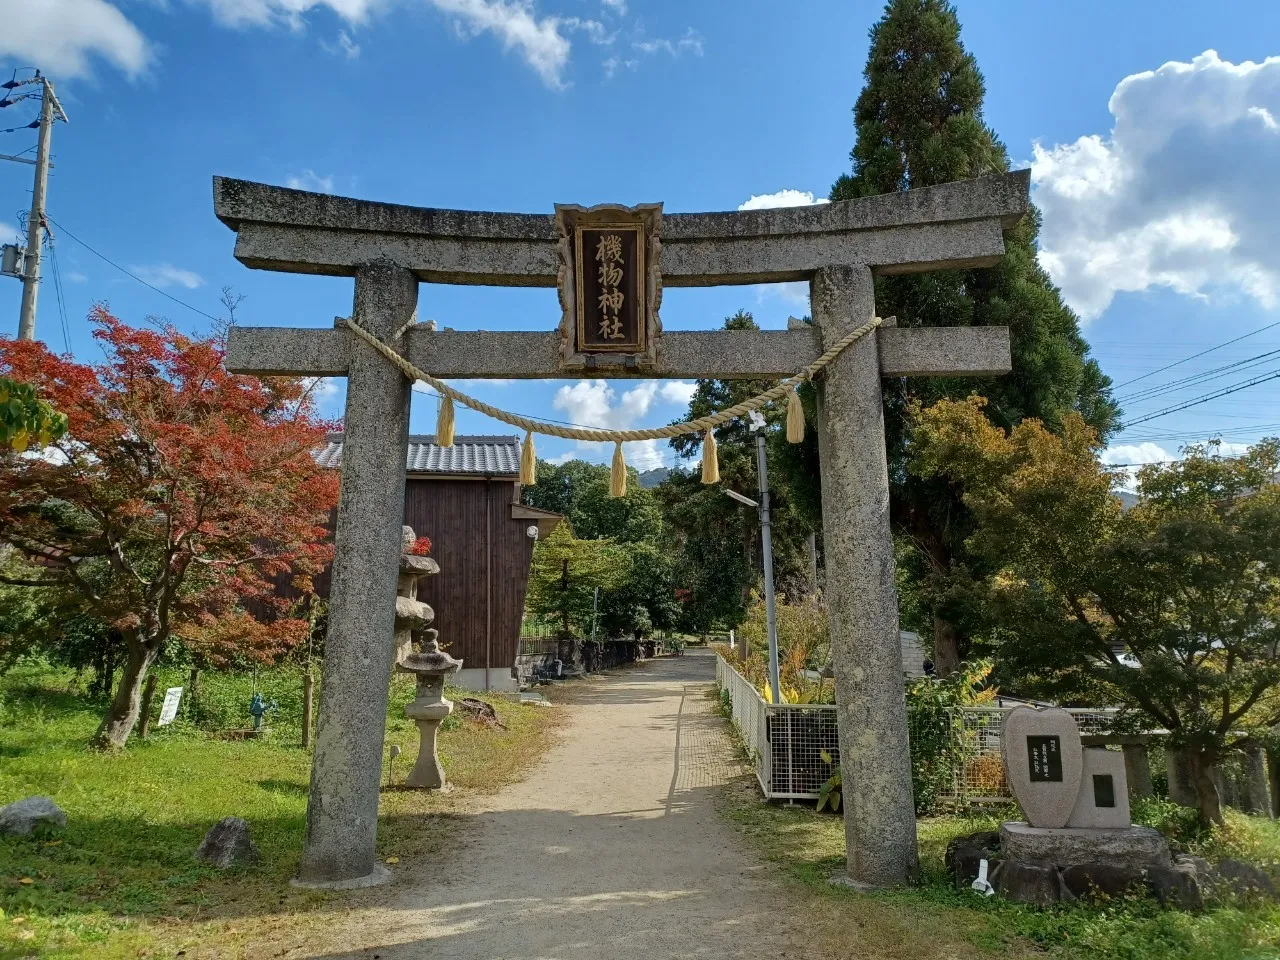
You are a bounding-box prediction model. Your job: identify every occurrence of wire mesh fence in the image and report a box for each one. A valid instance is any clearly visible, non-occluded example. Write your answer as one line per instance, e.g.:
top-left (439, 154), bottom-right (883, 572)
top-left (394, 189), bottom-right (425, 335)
top-left (715, 653), bottom-right (1119, 806)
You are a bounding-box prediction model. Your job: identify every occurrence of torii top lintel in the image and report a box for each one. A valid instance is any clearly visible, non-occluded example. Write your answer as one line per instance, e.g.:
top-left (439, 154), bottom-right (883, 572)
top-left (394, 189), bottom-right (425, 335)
top-left (212, 170), bottom-right (1029, 286)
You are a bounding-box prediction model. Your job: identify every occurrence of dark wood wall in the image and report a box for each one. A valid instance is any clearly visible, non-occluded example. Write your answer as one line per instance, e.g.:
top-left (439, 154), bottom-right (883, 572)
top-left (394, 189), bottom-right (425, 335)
top-left (402, 477), bottom-right (534, 673)
top-left (277, 476), bottom-right (535, 677)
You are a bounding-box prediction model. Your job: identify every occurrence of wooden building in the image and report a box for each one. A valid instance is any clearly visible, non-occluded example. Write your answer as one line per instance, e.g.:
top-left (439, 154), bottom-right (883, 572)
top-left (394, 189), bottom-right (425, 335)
top-left (313, 434), bottom-right (562, 692)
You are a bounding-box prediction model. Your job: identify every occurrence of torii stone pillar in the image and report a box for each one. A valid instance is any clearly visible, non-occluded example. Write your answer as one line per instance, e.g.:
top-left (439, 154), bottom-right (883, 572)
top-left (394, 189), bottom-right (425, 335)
top-left (213, 170), bottom-right (1028, 889)
top-left (294, 264), bottom-right (417, 889)
top-left (813, 264), bottom-right (918, 885)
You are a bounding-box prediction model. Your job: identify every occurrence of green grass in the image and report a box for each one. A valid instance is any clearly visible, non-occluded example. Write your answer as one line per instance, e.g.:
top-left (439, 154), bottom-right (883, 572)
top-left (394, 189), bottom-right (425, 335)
top-left (719, 773), bottom-right (1280, 960)
top-left (0, 661), bottom-right (563, 959)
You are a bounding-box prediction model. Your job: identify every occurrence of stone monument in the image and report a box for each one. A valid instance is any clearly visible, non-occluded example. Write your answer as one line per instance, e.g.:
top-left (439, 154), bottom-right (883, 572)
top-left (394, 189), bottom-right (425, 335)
top-left (989, 705), bottom-right (1182, 904)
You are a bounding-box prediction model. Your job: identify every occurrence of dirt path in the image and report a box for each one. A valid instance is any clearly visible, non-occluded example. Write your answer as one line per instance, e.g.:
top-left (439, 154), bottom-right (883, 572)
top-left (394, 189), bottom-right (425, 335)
top-left (309, 649), bottom-right (810, 959)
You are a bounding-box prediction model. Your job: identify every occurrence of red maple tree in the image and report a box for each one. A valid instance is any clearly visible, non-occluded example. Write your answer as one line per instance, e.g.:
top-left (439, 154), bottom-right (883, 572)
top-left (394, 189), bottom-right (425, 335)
top-left (0, 308), bottom-right (339, 747)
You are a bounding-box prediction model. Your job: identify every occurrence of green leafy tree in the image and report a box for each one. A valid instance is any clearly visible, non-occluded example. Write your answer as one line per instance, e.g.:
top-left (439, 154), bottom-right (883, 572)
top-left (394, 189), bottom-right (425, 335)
top-left (0, 376), bottom-right (67, 452)
top-left (521, 459), bottom-right (611, 520)
top-left (820, 0), bottom-right (1118, 674)
top-left (911, 396), bottom-right (1280, 826)
top-left (572, 479), bottom-right (664, 544)
top-left (665, 311), bottom-right (815, 631)
top-left (525, 525), bottom-right (625, 636)
top-left (597, 541), bottom-right (681, 640)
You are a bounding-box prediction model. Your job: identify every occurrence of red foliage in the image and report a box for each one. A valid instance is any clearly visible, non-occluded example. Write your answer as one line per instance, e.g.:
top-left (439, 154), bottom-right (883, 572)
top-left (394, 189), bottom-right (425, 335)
top-left (409, 535), bottom-right (432, 556)
top-left (0, 307), bottom-right (340, 673)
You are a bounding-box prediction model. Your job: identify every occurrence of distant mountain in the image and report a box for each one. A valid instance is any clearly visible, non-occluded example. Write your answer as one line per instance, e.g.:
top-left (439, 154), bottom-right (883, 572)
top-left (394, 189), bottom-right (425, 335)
top-left (638, 467), bottom-right (687, 488)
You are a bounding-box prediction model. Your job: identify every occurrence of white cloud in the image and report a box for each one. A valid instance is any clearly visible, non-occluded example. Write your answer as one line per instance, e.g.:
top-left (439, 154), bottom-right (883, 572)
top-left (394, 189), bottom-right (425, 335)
top-left (551, 378), bottom-right (695, 470)
top-left (633, 28), bottom-right (702, 58)
top-left (322, 29), bottom-right (361, 57)
top-left (1101, 442), bottom-right (1173, 468)
top-left (429, 0), bottom-right (571, 89)
top-left (1102, 441), bottom-right (1173, 491)
top-left (738, 189), bottom-right (829, 212)
top-left (130, 263), bottom-right (204, 289)
top-left (1102, 438), bottom-right (1255, 490)
top-left (0, 222), bottom-right (19, 244)
top-left (738, 190), bottom-right (830, 306)
top-left (600, 0), bottom-right (625, 12)
top-left (1033, 50), bottom-right (1280, 321)
top-left (603, 55), bottom-right (637, 79)
top-left (196, 0), bottom-right (384, 28)
top-left (285, 169), bottom-right (336, 193)
top-left (0, 0), bottom-right (151, 79)
top-left (562, 17), bottom-right (613, 45)
top-left (66, 271), bottom-right (89, 284)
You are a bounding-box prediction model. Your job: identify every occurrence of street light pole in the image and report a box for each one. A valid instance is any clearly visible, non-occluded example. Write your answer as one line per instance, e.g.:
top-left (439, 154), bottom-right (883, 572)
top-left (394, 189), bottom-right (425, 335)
top-left (754, 425), bottom-right (783, 706)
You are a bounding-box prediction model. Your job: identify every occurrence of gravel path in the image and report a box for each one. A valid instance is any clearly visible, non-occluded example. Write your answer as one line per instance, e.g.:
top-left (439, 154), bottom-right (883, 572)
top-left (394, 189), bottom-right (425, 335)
top-left (313, 649), bottom-right (810, 959)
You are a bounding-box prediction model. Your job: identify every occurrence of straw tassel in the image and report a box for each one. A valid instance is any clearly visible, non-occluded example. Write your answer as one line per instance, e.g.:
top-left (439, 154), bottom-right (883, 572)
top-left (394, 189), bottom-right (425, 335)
top-left (436, 395), bottom-right (456, 447)
top-left (785, 385), bottom-right (805, 444)
top-left (519, 430), bottom-right (537, 486)
top-left (701, 428), bottom-right (720, 485)
top-left (610, 441), bottom-right (627, 497)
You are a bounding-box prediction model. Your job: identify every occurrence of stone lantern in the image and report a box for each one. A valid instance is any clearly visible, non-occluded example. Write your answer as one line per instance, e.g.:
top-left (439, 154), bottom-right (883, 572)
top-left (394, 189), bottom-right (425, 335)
top-left (397, 630), bottom-right (463, 789)
top-left (393, 526), bottom-right (462, 790)
top-left (394, 526), bottom-right (439, 665)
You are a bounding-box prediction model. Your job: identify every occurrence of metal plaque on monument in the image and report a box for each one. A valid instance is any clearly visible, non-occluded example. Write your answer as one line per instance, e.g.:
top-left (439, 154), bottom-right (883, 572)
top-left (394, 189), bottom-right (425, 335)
top-left (555, 203), bottom-right (663, 370)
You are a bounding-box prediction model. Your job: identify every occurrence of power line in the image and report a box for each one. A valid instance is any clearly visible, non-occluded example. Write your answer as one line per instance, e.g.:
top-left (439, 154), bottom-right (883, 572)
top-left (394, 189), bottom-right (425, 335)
top-left (1123, 369), bottom-right (1280, 428)
top-left (48, 236), bottom-right (71, 352)
top-left (1112, 319), bottom-right (1280, 390)
top-left (44, 215), bottom-right (221, 324)
top-left (1118, 349), bottom-right (1280, 405)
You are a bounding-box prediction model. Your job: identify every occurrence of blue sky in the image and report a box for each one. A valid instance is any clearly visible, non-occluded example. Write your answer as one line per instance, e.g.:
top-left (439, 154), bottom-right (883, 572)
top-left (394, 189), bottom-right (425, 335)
top-left (2, 0), bottom-right (1279, 477)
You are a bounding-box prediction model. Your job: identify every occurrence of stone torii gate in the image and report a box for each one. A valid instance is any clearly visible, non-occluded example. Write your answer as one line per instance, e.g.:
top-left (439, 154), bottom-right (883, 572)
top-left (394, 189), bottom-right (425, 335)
top-left (215, 170), bottom-right (1029, 890)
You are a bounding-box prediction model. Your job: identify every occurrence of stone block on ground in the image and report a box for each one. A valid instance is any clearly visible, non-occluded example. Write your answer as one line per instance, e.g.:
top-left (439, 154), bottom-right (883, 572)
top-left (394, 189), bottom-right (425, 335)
top-left (1214, 858), bottom-right (1277, 899)
top-left (0, 796), bottom-right (67, 837)
top-left (1149, 859), bottom-right (1204, 911)
top-left (944, 830), bottom-right (1001, 887)
top-left (990, 858), bottom-right (1073, 906)
top-left (1000, 821), bottom-right (1171, 870)
top-left (196, 816), bottom-right (260, 869)
top-left (1061, 861), bottom-right (1147, 899)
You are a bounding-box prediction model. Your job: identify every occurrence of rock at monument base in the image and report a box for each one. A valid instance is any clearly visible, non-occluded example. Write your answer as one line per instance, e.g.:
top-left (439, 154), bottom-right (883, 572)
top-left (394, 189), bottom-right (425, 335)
top-left (0, 796), bottom-right (67, 837)
top-left (196, 816), bottom-right (260, 869)
top-left (1148, 859), bottom-right (1204, 911)
top-left (990, 858), bottom-right (1074, 906)
top-left (1061, 861), bottom-right (1147, 899)
top-left (1214, 858), bottom-right (1278, 899)
top-left (944, 830), bottom-right (1000, 886)
top-left (1000, 821), bottom-right (1170, 870)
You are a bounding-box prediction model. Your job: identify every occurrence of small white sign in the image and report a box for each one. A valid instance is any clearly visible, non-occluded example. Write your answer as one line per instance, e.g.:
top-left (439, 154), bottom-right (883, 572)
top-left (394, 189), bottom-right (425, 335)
top-left (157, 686), bottom-right (183, 726)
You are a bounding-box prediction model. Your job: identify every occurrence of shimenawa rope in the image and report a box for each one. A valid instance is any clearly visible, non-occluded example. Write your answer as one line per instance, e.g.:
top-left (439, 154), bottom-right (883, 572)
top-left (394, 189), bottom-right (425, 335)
top-left (343, 315), bottom-right (885, 494)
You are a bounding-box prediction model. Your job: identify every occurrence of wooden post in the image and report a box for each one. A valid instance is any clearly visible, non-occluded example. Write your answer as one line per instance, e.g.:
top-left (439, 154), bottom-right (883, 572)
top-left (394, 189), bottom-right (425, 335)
top-left (186, 667), bottom-right (200, 719)
top-left (302, 668), bottom-right (315, 750)
top-left (138, 674), bottom-right (159, 739)
top-left (1268, 747), bottom-right (1280, 820)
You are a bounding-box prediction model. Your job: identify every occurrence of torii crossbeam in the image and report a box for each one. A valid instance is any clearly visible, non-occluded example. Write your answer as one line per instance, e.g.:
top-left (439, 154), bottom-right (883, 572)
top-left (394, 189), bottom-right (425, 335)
top-left (217, 170), bottom-right (1029, 890)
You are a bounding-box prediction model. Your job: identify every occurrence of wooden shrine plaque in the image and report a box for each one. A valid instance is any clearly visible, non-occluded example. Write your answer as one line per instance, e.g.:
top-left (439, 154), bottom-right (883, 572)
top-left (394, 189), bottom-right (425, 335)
top-left (555, 202), bottom-right (663, 369)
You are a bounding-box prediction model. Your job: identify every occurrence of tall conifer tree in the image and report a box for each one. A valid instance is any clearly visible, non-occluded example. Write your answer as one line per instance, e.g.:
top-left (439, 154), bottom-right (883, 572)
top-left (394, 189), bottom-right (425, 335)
top-left (831, 0), bottom-right (1119, 672)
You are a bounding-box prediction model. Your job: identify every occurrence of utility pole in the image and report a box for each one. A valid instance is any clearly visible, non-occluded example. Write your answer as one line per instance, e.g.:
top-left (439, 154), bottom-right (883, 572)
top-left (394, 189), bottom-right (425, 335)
top-left (11, 74), bottom-right (68, 342)
top-left (754, 422), bottom-right (782, 706)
